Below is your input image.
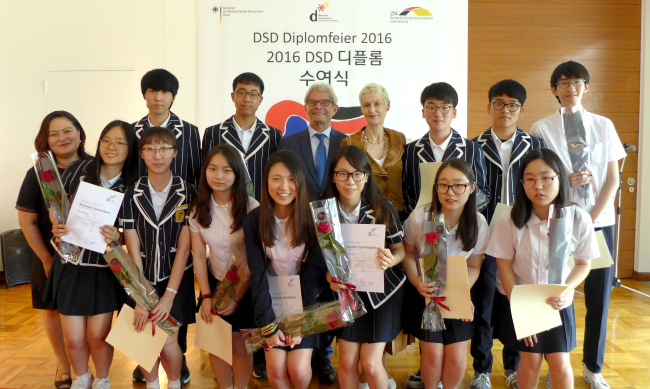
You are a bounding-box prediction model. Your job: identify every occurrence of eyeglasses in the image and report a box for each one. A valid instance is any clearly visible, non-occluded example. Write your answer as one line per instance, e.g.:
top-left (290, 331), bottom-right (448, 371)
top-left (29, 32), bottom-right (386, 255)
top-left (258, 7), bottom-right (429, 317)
top-left (99, 139), bottom-right (128, 151)
top-left (424, 105), bottom-right (453, 114)
top-left (334, 171), bottom-right (367, 182)
top-left (234, 90), bottom-right (261, 99)
top-left (521, 176), bottom-right (559, 188)
top-left (306, 99), bottom-right (333, 106)
top-left (142, 146), bottom-right (175, 156)
top-left (491, 102), bottom-right (521, 112)
top-left (435, 183), bottom-right (472, 194)
top-left (556, 79), bottom-right (585, 89)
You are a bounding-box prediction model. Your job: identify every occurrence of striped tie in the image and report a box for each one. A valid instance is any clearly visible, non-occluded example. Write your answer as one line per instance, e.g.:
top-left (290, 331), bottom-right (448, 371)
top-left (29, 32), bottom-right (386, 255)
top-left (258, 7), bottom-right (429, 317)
top-left (315, 133), bottom-right (327, 185)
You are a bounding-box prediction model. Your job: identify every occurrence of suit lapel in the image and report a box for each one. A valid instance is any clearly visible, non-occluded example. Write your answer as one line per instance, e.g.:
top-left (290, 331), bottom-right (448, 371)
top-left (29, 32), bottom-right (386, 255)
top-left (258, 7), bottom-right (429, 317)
top-left (158, 177), bottom-right (186, 226)
top-left (509, 128), bottom-right (532, 169)
top-left (133, 177), bottom-right (158, 229)
top-left (415, 133), bottom-right (435, 163)
top-left (220, 117), bottom-right (246, 154)
top-left (476, 129), bottom-right (502, 170)
top-left (299, 129), bottom-right (319, 184)
top-left (168, 112), bottom-right (183, 139)
top-left (442, 130), bottom-right (465, 160)
top-left (358, 201), bottom-right (375, 224)
top-left (134, 115), bottom-right (148, 139)
top-left (246, 118), bottom-right (270, 159)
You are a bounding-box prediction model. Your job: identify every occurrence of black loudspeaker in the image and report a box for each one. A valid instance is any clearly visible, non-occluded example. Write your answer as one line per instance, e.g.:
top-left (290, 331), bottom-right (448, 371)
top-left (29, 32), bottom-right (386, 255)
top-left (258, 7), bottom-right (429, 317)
top-left (1, 229), bottom-right (33, 288)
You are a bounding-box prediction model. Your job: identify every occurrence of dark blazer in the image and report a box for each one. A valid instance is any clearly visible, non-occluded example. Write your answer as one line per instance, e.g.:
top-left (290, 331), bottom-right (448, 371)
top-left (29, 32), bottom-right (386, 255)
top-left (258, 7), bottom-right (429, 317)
top-left (121, 175), bottom-right (195, 284)
top-left (401, 129), bottom-right (490, 217)
top-left (133, 112), bottom-right (202, 188)
top-left (202, 116), bottom-right (282, 202)
top-left (244, 206), bottom-right (327, 337)
top-left (473, 128), bottom-right (546, 223)
top-left (278, 127), bottom-right (348, 201)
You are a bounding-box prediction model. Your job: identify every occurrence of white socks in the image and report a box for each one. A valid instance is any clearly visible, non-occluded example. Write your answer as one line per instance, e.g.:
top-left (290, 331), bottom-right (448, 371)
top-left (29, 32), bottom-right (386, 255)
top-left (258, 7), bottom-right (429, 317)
top-left (77, 370), bottom-right (92, 383)
top-left (145, 378), bottom-right (160, 389)
top-left (167, 377), bottom-right (181, 389)
top-left (92, 376), bottom-right (110, 388)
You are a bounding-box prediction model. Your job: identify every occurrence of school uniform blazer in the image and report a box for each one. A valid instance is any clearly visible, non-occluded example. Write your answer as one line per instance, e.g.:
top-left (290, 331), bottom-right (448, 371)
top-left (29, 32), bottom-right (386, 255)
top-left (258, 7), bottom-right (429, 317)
top-left (244, 206), bottom-right (327, 337)
top-left (401, 129), bottom-right (490, 217)
top-left (60, 159), bottom-right (127, 267)
top-left (202, 116), bottom-right (282, 202)
top-left (277, 127), bottom-right (348, 201)
top-left (120, 175), bottom-right (196, 284)
top-left (473, 128), bottom-right (546, 223)
top-left (355, 199), bottom-right (406, 309)
top-left (133, 112), bottom-right (202, 188)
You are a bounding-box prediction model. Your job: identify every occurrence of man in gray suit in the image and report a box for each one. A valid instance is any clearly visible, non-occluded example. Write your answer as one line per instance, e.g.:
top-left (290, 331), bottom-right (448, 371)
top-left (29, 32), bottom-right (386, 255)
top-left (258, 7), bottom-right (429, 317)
top-left (278, 83), bottom-right (348, 202)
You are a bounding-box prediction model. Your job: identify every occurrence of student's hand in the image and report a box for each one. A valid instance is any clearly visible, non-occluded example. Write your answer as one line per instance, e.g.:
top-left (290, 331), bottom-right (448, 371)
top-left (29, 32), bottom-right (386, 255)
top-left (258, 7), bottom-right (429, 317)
top-left (569, 171), bottom-right (591, 188)
top-left (100, 225), bottom-right (121, 243)
top-left (217, 299), bottom-right (239, 316)
top-left (522, 334), bottom-right (538, 348)
top-left (377, 248), bottom-right (394, 270)
top-left (416, 280), bottom-right (438, 298)
top-left (546, 291), bottom-right (568, 311)
top-left (328, 277), bottom-right (348, 292)
top-left (200, 298), bottom-right (214, 324)
top-left (461, 301), bottom-right (475, 322)
top-left (150, 292), bottom-right (174, 324)
top-left (134, 304), bottom-right (150, 333)
top-left (51, 220), bottom-right (69, 243)
top-left (287, 334), bottom-right (302, 348)
top-left (265, 330), bottom-right (286, 348)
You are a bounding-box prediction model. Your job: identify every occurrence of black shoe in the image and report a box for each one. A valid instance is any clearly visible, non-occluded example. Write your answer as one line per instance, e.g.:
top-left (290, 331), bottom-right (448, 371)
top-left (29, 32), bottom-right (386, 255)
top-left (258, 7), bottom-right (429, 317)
top-left (132, 365), bottom-right (146, 383)
top-left (313, 357), bottom-right (336, 383)
top-left (253, 360), bottom-right (268, 379)
top-left (180, 355), bottom-right (191, 384)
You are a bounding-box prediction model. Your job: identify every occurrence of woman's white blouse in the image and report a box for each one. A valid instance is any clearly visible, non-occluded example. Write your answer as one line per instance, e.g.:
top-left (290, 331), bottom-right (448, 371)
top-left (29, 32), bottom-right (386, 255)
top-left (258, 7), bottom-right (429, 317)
top-left (265, 216), bottom-right (305, 276)
top-left (486, 208), bottom-right (599, 307)
top-left (403, 204), bottom-right (490, 284)
top-left (189, 196), bottom-right (259, 280)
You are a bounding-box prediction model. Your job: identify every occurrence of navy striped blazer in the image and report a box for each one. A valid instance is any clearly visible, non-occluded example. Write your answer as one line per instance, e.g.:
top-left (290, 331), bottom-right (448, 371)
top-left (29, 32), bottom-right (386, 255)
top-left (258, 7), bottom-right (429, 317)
top-left (133, 112), bottom-right (202, 188)
top-left (401, 129), bottom-right (490, 217)
top-left (472, 128), bottom-right (546, 223)
top-left (202, 116), bottom-right (282, 202)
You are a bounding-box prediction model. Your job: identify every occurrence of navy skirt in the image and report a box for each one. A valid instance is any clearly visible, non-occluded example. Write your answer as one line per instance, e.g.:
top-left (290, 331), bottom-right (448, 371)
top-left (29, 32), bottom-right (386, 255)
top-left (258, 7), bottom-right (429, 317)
top-left (32, 254), bottom-right (54, 310)
top-left (199, 271), bottom-right (254, 331)
top-left (493, 291), bottom-right (576, 354)
top-left (271, 333), bottom-right (319, 351)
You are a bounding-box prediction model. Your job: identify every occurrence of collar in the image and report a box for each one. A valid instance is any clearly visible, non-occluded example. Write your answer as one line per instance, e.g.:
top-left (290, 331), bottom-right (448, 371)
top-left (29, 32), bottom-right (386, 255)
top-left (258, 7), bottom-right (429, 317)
top-left (490, 127), bottom-right (517, 146)
top-left (100, 172), bottom-right (122, 187)
top-left (338, 200), bottom-right (361, 220)
top-left (233, 117), bottom-right (257, 133)
top-left (147, 113), bottom-right (171, 128)
top-left (210, 194), bottom-right (231, 209)
top-left (527, 212), bottom-right (545, 227)
top-left (274, 215), bottom-right (288, 224)
top-left (429, 130), bottom-right (453, 150)
top-left (148, 175), bottom-right (173, 195)
top-left (308, 126), bottom-right (331, 139)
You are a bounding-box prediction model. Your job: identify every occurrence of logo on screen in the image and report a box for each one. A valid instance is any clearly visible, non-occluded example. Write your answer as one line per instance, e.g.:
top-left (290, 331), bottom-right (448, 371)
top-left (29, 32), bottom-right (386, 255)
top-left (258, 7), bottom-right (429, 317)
top-left (399, 7), bottom-right (432, 16)
top-left (390, 7), bottom-right (433, 23)
top-left (265, 100), bottom-right (365, 136)
top-left (309, 2), bottom-right (337, 22)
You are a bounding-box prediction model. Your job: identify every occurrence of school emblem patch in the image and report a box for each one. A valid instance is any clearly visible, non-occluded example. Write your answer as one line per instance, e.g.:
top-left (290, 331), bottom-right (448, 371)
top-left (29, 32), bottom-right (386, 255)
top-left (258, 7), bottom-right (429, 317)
top-left (174, 209), bottom-right (185, 223)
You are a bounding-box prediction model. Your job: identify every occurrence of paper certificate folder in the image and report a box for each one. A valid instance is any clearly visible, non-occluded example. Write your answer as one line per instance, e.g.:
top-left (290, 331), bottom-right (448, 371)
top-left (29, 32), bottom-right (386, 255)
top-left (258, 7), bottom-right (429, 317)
top-left (341, 223), bottom-right (386, 293)
top-left (194, 314), bottom-right (233, 365)
top-left (440, 255), bottom-right (473, 320)
top-left (416, 162), bottom-right (443, 208)
top-left (105, 305), bottom-right (167, 372)
top-left (489, 203), bottom-right (512, 232)
top-left (510, 284), bottom-right (566, 340)
top-left (567, 230), bottom-right (613, 270)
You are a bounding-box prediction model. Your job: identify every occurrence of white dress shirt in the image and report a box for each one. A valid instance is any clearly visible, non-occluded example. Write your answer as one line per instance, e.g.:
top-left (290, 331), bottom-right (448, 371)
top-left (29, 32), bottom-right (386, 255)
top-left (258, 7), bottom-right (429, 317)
top-left (148, 176), bottom-right (173, 220)
top-left (308, 126), bottom-right (331, 164)
top-left (147, 113), bottom-right (171, 128)
top-left (339, 201), bottom-right (361, 224)
top-left (233, 117), bottom-right (257, 151)
top-left (100, 172), bottom-right (122, 189)
top-left (429, 131), bottom-right (453, 162)
top-left (486, 208), bottom-right (599, 307)
top-left (266, 216), bottom-right (306, 276)
top-left (189, 196), bottom-right (259, 280)
top-left (490, 128), bottom-right (517, 205)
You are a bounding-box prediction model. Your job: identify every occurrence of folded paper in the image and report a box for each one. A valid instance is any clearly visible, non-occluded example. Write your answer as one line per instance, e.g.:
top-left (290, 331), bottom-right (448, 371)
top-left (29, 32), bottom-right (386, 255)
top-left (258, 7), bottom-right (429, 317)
top-left (510, 284), bottom-right (566, 340)
top-left (416, 162), bottom-right (442, 208)
top-left (194, 314), bottom-right (233, 365)
top-left (440, 255), bottom-right (473, 320)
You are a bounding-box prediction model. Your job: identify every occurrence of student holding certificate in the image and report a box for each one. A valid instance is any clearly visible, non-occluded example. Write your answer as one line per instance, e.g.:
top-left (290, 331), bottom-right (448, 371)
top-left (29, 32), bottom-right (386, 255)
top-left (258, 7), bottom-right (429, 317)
top-left (244, 150), bottom-right (326, 389)
top-left (402, 159), bottom-right (490, 389)
top-left (321, 145), bottom-right (405, 389)
top-left (190, 144), bottom-right (259, 389)
top-left (121, 127), bottom-right (196, 389)
top-left (47, 120), bottom-right (139, 389)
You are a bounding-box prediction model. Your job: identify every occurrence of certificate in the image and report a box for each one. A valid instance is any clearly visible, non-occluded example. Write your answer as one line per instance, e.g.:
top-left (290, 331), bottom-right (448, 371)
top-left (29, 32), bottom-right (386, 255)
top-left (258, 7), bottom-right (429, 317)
top-left (510, 284), bottom-right (566, 340)
top-left (194, 314), bottom-right (232, 365)
top-left (416, 162), bottom-right (442, 208)
top-left (341, 224), bottom-right (385, 293)
top-left (61, 181), bottom-right (124, 253)
top-left (489, 203), bottom-right (512, 232)
top-left (268, 275), bottom-right (303, 317)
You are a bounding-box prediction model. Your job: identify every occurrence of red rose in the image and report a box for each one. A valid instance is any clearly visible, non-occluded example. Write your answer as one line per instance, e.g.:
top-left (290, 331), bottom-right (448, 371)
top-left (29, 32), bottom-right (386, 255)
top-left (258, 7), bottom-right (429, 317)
top-left (225, 269), bottom-right (239, 282)
top-left (327, 311), bottom-right (339, 329)
top-left (318, 221), bottom-right (333, 235)
top-left (426, 232), bottom-right (440, 245)
top-left (110, 261), bottom-right (124, 274)
top-left (39, 170), bottom-right (54, 182)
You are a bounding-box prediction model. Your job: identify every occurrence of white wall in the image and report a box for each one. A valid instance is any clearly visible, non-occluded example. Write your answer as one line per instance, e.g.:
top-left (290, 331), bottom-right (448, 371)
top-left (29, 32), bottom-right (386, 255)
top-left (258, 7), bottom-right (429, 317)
top-left (636, 0), bottom-right (650, 275)
top-left (0, 1), bottom-right (196, 234)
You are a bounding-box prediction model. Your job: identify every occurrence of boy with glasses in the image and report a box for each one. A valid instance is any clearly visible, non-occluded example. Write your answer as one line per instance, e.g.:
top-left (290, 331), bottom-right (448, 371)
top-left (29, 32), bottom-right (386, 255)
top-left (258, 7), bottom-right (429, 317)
top-left (472, 79), bottom-right (546, 389)
top-left (530, 61), bottom-right (626, 389)
top-left (202, 72), bottom-right (282, 202)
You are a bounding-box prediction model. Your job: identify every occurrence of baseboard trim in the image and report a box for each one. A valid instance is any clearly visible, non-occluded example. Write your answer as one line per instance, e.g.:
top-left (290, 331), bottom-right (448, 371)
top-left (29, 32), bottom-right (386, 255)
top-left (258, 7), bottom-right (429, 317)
top-left (633, 271), bottom-right (650, 281)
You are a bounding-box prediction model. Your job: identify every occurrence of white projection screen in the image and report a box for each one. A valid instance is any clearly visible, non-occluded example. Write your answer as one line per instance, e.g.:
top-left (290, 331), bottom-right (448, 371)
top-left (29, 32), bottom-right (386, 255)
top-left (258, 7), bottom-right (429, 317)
top-left (195, 0), bottom-right (468, 141)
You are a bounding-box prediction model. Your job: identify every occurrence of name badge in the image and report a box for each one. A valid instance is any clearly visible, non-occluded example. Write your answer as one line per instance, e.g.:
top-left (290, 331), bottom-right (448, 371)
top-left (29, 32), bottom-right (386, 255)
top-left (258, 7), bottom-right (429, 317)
top-left (267, 275), bottom-right (303, 317)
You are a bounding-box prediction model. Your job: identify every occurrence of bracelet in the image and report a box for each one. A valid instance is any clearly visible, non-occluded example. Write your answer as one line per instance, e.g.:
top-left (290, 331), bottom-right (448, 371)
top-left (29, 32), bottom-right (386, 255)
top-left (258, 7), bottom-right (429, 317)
top-left (197, 293), bottom-right (211, 302)
top-left (166, 287), bottom-right (178, 295)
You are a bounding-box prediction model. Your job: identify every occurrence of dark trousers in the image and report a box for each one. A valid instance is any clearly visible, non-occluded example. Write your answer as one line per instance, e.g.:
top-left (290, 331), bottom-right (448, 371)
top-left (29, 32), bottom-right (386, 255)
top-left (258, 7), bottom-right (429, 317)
top-left (470, 255), bottom-right (497, 373)
top-left (178, 324), bottom-right (188, 353)
top-left (583, 225), bottom-right (614, 373)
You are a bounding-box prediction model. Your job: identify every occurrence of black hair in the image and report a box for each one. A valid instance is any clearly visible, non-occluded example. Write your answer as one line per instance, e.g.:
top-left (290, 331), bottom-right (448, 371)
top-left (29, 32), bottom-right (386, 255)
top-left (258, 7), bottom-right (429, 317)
top-left (140, 69), bottom-right (179, 97)
top-left (322, 145), bottom-right (390, 225)
top-left (84, 120), bottom-right (139, 187)
top-left (511, 149), bottom-right (571, 228)
top-left (429, 158), bottom-right (478, 252)
top-left (35, 111), bottom-right (89, 160)
top-left (550, 61), bottom-right (590, 104)
top-left (488, 79), bottom-right (527, 106)
top-left (420, 82), bottom-right (458, 107)
top-left (232, 72), bottom-right (265, 95)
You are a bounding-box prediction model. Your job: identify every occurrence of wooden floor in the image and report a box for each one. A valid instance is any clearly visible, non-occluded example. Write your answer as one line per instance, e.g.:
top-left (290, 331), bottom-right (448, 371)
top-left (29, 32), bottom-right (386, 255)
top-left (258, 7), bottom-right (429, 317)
top-left (1, 280), bottom-right (650, 389)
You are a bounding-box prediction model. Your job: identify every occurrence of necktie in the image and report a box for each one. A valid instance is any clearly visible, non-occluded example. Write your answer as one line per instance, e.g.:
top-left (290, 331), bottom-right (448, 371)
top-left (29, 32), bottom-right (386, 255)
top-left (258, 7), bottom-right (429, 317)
top-left (315, 133), bottom-right (327, 185)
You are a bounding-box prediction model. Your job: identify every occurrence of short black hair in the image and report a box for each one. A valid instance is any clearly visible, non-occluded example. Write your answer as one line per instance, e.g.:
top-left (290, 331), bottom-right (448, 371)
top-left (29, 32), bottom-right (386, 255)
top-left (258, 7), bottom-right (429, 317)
top-left (550, 61), bottom-right (590, 103)
top-left (140, 69), bottom-right (179, 97)
top-left (420, 82), bottom-right (458, 107)
top-left (232, 72), bottom-right (265, 95)
top-left (488, 79), bottom-right (527, 106)
top-left (139, 126), bottom-right (177, 150)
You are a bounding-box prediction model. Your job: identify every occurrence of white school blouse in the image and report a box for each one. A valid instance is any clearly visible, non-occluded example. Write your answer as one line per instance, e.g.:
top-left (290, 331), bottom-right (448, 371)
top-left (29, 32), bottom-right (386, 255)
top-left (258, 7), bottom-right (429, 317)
top-left (486, 208), bottom-right (599, 307)
top-left (188, 196), bottom-right (259, 280)
top-left (265, 216), bottom-right (305, 276)
top-left (403, 204), bottom-right (490, 285)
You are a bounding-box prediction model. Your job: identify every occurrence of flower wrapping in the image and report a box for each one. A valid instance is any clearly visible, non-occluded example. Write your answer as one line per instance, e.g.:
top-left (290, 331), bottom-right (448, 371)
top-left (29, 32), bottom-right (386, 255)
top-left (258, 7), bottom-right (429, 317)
top-left (242, 300), bottom-right (351, 353)
top-left (310, 198), bottom-right (366, 322)
top-left (104, 244), bottom-right (180, 335)
top-left (561, 107), bottom-right (594, 205)
top-left (31, 151), bottom-right (80, 264)
top-left (547, 204), bottom-right (582, 285)
top-left (210, 254), bottom-right (246, 314)
top-left (421, 212), bottom-right (449, 331)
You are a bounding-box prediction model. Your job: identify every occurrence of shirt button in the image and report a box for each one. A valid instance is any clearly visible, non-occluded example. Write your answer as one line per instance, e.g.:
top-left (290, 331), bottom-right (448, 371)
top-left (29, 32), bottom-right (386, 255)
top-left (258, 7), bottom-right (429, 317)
top-left (498, 173), bottom-right (502, 177)
top-left (159, 242), bottom-right (163, 245)
top-left (384, 192), bottom-right (389, 197)
top-left (497, 196), bottom-right (501, 200)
